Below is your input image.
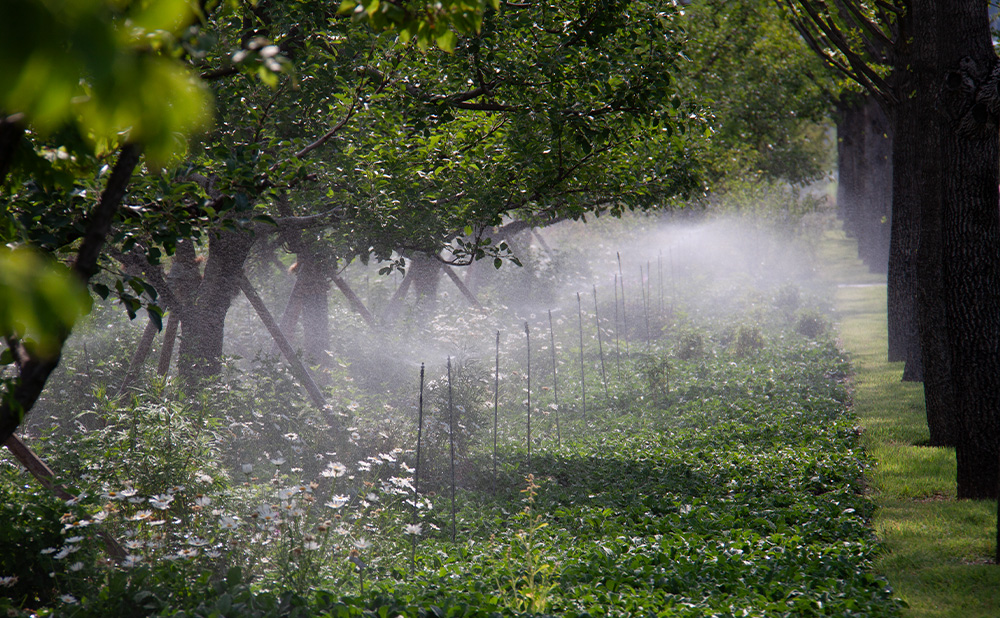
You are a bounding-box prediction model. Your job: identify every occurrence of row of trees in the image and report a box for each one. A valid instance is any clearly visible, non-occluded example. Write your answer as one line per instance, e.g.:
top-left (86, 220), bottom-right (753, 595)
top-left (783, 0), bottom-right (1000, 499)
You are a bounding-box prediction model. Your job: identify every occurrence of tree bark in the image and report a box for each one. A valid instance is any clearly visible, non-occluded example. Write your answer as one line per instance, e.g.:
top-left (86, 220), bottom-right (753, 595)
top-left (177, 227), bottom-right (255, 384)
top-left (927, 0), bottom-right (1000, 498)
top-left (410, 253), bottom-right (442, 318)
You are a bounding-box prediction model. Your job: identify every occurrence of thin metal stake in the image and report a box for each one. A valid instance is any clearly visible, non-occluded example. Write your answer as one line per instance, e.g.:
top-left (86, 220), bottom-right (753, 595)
top-left (641, 265), bottom-right (650, 351)
top-left (411, 363), bottom-right (425, 575)
top-left (614, 274), bottom-right (621, 380)
top-left (548, 310), bottom-right (561, 448)
top-left (493, 331), bottom-right (500, 489)
top-left (447, 357), bottom-right (457, 544)
top-left (617, 252), bottom-right (629, 358)
top-left (525, 322), bottom-right (531, 469)
top-left (577, 292), bottom-right (587, 424)
top-left (593, 286), bottom-right (610, 399)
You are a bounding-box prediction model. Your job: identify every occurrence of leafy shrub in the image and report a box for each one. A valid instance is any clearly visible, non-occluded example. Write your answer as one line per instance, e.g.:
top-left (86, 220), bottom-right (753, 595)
top-left (775, 282), bottom-right (801, 315)
top-left (675, 329), bottom-right (705, 360)
top-left (733, 324), bottom-right (765, 358)
top-left (796, 308), bottom-right (828, 339)
top-left (635, 353), bottom-right (670, 408)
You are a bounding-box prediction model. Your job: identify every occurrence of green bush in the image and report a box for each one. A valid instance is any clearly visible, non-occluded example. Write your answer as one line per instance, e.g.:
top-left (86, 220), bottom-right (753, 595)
top-left (796, 308), bottom-right (829, 339)
top-left (733, 324), bottom-right (765, 358)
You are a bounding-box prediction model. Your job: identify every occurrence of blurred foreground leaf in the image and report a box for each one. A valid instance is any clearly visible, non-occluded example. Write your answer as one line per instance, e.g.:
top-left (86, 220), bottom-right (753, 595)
top-left (0, 247), bottom-right (90, 359)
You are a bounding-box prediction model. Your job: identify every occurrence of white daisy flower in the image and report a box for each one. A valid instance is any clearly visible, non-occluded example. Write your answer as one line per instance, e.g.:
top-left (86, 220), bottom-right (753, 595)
top-left (325, 495), bottom-right (349, 509)
top-left (404, 523), bottom-right (423, 536)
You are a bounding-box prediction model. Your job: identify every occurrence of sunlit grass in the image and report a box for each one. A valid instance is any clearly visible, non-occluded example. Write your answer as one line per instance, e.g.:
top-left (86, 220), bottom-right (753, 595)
top-left (823, 228), bottom-right (1000, 618)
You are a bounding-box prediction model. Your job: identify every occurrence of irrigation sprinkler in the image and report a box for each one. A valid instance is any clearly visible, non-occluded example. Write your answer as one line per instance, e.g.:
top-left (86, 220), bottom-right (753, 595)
top-left (411, 363), bottom-right (425, 575)
top-left (525, 322), bottom-right (531, 470)
top-left (617, 252), bottom-right (630, 358)
top-left (593, 286), bottom-right (610, 400)
top-left (493, 330), bottom-right (500, 489)
top-left (447, 357), bottom-right (457, 544)
top-left (548, 310), bottom-right (561, 448)
top-left (614, 273), bottom-right (621, 380)
top-left (577, 292), bottom-right (587, 424)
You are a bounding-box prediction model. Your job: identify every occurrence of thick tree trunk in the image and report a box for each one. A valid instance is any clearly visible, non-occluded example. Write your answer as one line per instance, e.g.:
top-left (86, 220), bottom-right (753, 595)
top-left (926, 0), bottom-right (1000, 498)
top-left (296, 255), bottom-right (331, 367)
top-left (836, 99), bottom-right (863, 241)
top-left (885, 6), bottom-right (924, 377)
top-left (410, 253), bottom-right (442, 317)
top-left (858, 98), bottom-right (892, 273)
top-left (178, 228), bottom-right (255, 384)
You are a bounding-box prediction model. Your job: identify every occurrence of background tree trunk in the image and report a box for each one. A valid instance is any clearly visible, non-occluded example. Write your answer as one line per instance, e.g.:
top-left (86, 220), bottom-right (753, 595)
top-left (178, 228), bottom-right (255, 384)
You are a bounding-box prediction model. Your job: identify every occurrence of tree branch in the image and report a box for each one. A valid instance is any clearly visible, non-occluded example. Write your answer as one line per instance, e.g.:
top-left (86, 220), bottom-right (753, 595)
top-left (0, 143), bottom-right (142, 445)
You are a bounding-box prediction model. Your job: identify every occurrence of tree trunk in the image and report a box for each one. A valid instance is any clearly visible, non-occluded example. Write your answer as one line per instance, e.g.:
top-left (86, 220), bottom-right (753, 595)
top-left (296, 255), bottom-right (331, 367)
top-left (906, 1), bottom-right (954, 444)
top-left (925, 0), bottom-right (1000, 498)
top-left (410, 253), bottom-right (442, 318)
top-left (178, 227), bottom-right (255, 384)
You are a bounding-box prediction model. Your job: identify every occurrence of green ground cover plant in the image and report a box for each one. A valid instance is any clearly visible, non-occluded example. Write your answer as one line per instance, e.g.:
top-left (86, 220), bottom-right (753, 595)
top-left (1, 211), bottom-right (904, 617)
top-left (821, 229), bottom-right (1000, 617)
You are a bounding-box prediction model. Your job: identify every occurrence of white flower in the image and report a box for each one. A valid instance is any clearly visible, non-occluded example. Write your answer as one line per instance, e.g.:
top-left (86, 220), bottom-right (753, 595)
top-left (218, 515), bottom-right (239, 530)
top-left (283, 432), bottom-right (300, 442)
top-left (149, 494), bottom-right (173, 510)
top-left (92, 510), bottom-right (108, 522)
top-left (69, 562), bottom-right (84, 572)
top-left (195, 472), bottom-right (213, 483)
top-left (304, 541), bottom-right (321, 551)
top-left (40, 547), bottom-right (56, 555)
top-left (194, 495), bottom-right (212, 507)
top-left (404, 523), bottom-right (423, 536)
top-left (125, 540), bottom-right (144, 550)
top-left (177, 548), bottom-right (198, 559)
top-left (325, 495), bottom-right (349, 509)
top-left (0, 576), bottom-right (18, 588)
top-left (277, 487), bottom-right (299, 500)
top-left (128, 510), bottom-right (153, 521)
top-left (187, 537), bottom-right (209, 547)
top-left (353, 538), bottom-right (371, 551)
top-left (120, 488), bottom-right (138, 498)
top-left (54, 545), bottom-right (79, 560)
top-left (257, 504), bottom-right (280, 523)
top-left (102, 489), bottom-right (124, 501)
top-left (60, 594), bottom-right (78, 604)
top-left (206, 549), bottom-right (222, 558)
top-left (320, 462), bottom-right (348, 478)
top-left (65, 536), bottom-right (85, 544)
top-left (123, 555), bottom-right (143, 568)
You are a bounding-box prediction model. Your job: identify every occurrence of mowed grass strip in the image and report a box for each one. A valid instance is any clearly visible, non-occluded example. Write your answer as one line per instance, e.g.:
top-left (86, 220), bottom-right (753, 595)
top-left (821, 229), bottom-right (1000, 617)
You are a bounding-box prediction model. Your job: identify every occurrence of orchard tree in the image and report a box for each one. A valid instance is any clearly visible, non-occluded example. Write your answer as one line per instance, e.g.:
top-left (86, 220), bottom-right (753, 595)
top-left (0, 0), bottom-right (500, 445)
top-left (151, 0), bottom-right (701, 383)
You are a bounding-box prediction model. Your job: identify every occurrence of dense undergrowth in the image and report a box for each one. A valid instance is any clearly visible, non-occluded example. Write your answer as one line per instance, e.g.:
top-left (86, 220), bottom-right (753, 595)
top-left (1, 210), bottom-right (902, 617)
top-left (1, 318), bottom-right (901, 617)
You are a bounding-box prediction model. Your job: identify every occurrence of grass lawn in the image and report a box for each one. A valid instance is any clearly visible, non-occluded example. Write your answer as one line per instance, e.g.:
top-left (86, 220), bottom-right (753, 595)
top-left (821, 229), bottom-right (1000, 617)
